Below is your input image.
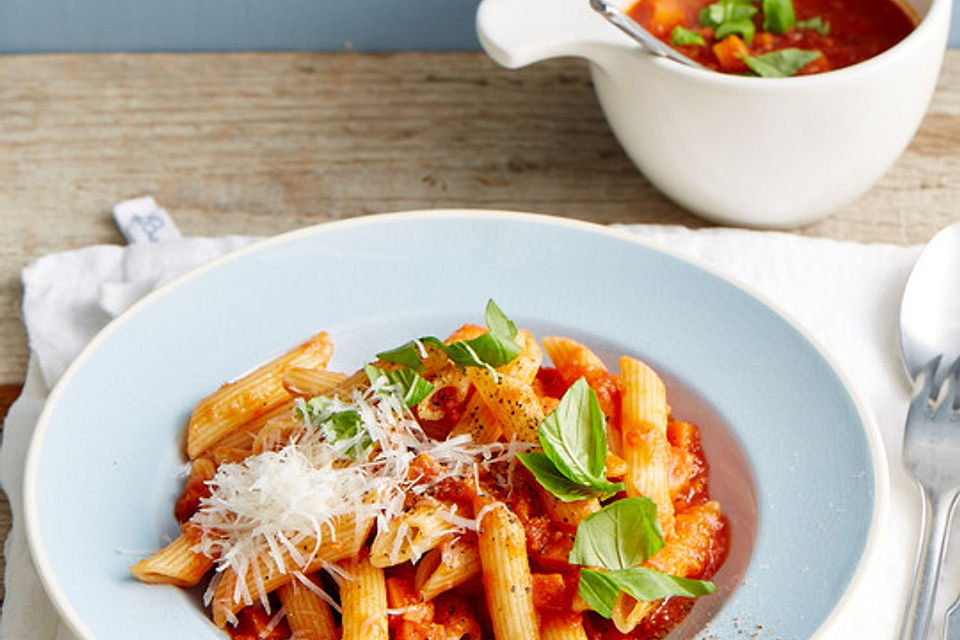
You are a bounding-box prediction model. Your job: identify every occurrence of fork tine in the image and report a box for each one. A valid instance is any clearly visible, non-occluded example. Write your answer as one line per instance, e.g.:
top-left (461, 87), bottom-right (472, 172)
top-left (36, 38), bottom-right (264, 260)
top-left (909, 356), bottom-right (942, 418)
top-left (940, 356), bottom-right (960, 414)
top-left (933, 362), bottom-right (958, 419)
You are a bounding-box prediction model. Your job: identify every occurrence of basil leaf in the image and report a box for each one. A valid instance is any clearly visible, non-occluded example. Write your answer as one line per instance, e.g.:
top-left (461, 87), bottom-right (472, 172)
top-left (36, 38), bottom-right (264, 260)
top-left (431, 337), bottom-right (491, 371)
top-left (671, 26), bottom-right (706, 46)
top-left (762, 0), bottom-right (795, 33)
top-left (578, 569), bottom-right (622, 619)
top-left (743, 48), bottom-right (821, 77)
top-left (797, 16), bottom-right (830, 35)
top-left (364, 364), bottom-right (434, 407)
top-left (700, 0), bottom-right (758, 44)
top-left (376, 340), bottom-right (427, 372)
top-left (539, 378), bottom-right (608, 485)
top-left (455, 299), bottom-right (522, 369)
top-left (607, 567), bottom-right (717, 601)
top-left (483, 299), bottom-right (519, 352)
top-left (699, 0), bottom-right (756, 28)
top-left (518, 452), bottom-right (624, 502)
top-left (517, 452), bottom-right (603, 501)
top-left (521, 377), bottom-right (624, 501)
top-left (568, 497), bottom-right (664, 570)
top-left (380, 301), bottom-right (521, 375)
top-left (298, 397), bottom-right (374, 460)
top-left (699, 3), bottom-right (724, 26)
top-left (578, 568), bottom-right (716, 619)
top-left (715, 18), bottom-right (756, 44)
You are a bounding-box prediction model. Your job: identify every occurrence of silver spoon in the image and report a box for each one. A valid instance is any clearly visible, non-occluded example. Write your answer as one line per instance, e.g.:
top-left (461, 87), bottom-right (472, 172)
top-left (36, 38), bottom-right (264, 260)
top-left (900, 222), bottom-right (960, 380)
top-left (588, 0), bottom-right (707, 70)
top-left (897, 221), bottom-right (960, 640)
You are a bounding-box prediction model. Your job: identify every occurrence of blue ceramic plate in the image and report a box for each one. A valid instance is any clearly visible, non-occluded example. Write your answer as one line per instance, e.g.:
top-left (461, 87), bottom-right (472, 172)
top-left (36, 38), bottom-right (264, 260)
top-left (25, 211), bottom-right (885, 640)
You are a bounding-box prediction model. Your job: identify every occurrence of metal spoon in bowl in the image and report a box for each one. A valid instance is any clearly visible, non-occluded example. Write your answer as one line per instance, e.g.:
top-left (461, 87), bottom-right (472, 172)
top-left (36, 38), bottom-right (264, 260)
top-left (897, 221), bottom-right (960, 640)
top-left (588, 0), bottom-right (708, 70)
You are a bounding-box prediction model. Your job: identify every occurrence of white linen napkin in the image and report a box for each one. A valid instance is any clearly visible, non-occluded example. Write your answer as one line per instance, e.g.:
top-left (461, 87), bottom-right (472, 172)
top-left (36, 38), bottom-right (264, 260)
top-left (1, 200), bottom-right (955, 640)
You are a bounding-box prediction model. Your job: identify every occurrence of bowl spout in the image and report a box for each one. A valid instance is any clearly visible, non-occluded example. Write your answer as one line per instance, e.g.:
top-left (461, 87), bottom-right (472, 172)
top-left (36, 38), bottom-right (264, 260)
top-left (477, 0), bottom-right (632, 70)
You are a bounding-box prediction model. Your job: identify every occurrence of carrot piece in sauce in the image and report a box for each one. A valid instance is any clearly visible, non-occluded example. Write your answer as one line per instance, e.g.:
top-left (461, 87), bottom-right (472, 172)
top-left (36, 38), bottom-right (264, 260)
top-left (649, 0), bottom-right (688, 37)
top-left (712, 35), bottom-right (751, 72)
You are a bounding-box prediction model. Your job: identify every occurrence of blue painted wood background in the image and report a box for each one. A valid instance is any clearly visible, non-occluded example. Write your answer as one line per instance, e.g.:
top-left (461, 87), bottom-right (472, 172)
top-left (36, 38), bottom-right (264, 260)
top-left (0, 0), bottom-right (954, 52)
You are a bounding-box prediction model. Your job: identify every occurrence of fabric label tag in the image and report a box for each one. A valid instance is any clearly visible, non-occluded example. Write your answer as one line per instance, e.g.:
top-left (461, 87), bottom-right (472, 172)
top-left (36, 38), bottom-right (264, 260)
top-left (112, 196), bottom-right (182, 244)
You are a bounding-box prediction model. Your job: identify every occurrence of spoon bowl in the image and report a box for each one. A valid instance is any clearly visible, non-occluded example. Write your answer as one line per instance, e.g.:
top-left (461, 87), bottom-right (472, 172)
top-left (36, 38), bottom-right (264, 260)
top-left (899, 221), bottom-right (960, 380)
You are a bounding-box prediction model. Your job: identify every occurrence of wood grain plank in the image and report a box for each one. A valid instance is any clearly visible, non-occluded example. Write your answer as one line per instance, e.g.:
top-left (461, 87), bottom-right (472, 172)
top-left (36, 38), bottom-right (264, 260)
top-left (0, 384), bottom-right (18, 603)
top-left (0, 50), bottom-right (958, 384)
top-left (0, 384), bottom-right (22, 425)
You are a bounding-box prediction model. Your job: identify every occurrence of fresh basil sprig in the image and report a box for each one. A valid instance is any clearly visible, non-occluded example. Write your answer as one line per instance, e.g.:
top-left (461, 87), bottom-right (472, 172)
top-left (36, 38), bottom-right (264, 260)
top-left (297, 397), bottom-right (374, 460)
top-left (743, 48), bottom-right (821, 76)
top-left (715, 18), bottom-right (756, 44)
top-left (762, 0), bottom-right (795, 33)
top-left (567, 498), bottom-right (717, 618)
top-left (700, 0), bottom-right (758, 44)
top-left (568, 497), bottom-right (664, 568)
top-left (517, 378), bottom-right (624, 502)
top-left (364, 364), bottom-right (434, 408)
top-left (515, 452), bottom-right (602, 500)
top-left (375, 340), bottom-right (428, 372)
top-left (797, 16), bottom-right (830, 35)
top-left (579, 568), bottom-right (717, 618)
top-left (671, 25), bottom-right (706, 46)
top-left (377, 299), bottom-right (522, 375)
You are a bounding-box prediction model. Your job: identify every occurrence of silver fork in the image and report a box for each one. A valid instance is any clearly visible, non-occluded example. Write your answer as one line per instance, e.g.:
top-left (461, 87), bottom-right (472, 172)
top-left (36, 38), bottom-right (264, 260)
top-left (899, 356), bottom-right (960, 640)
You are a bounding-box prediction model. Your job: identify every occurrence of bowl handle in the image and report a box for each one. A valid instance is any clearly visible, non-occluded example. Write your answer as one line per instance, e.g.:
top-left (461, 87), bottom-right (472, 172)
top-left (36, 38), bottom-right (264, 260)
top-left (476, 0), bottom-right (628, 70)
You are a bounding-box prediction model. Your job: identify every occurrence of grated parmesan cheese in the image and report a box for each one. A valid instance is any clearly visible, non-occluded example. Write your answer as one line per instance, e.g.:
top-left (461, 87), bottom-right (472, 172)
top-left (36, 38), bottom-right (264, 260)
top-left (191, 376), bottom-right (533, 611)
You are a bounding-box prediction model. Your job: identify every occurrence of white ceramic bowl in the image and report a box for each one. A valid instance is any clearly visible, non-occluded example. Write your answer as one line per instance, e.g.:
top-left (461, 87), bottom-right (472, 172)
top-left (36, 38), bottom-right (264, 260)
top-left (476, 0), bottom-right (949, 228)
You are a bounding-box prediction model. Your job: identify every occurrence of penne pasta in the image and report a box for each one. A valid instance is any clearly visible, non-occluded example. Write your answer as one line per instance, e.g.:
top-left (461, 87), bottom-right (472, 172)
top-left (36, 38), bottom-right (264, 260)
top-left (466, 368), bottom-right (543, 444)
top-left (443, 323), bottom-right (487, 344)
top-left (415, 363), bottom-right (472, 423)
top-left (251, 416), bottom-right (306, 455)
top-left (474, 494), bottom-right (540, 640)
top-left (369, 497), bottom-right (455, 568)
top-left (339, 550), bottom-right (389, 640)
top-left (206, 399), bottom-right (295, 453)
top-left (619, 356), bottom-right (668, 437)
top-left (539, 490), bottom-right (600, 531)
top-left (281, 367), bottom-right (348, 399)
top-left (499, 329), bottom-right (543, 384)
top-left (277, 578), bottom-right (338, 640)
top-left (432, 593), bottom-right (482, 640)
top-left (414, 534), bottom-right (482, 602)
top-left (187, 331), bottom-right (333, 459)
top-left (646, 500), bottom-right (725, 578)
top-left (541, 614), bottom-right (590, 640)
top-left (211, 514), bottom-right (374, 627)
top-left (542, 336), bottom-right (622, 438)
top-left (620, 356), bottom-right (674, 538)
top-left (541, 336), bottom-right (608, 385)
top-left (611, 595), bottom-right (657, 634)
top-left (130, 532), bottom-right (213, 587)
top-left (447, 392), bottom-right (502, 444)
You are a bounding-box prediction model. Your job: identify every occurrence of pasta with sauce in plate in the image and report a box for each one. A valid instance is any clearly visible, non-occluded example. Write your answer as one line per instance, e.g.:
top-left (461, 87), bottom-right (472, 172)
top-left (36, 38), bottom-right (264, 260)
top-left (131, 301), bottom-right (728, 640)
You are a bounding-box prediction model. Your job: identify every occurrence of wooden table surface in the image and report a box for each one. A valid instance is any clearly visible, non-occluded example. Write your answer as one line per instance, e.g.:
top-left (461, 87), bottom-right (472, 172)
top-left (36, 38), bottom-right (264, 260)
top-left (1, 49), bottom-right (959, 603)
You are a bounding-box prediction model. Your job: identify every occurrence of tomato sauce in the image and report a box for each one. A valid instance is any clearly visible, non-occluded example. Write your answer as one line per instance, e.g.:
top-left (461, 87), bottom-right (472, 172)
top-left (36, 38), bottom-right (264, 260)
top-left (627, 0), bottom-right (916, 74)
top-left (230, 605), bottom-right (290, 640)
